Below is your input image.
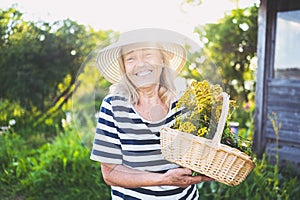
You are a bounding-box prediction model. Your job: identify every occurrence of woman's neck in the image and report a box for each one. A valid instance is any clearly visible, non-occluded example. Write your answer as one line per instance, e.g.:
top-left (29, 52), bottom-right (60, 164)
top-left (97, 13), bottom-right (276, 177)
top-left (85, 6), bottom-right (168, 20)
top-left (134, 84), bottom-right (169, 121)
top-left (136, 84), bottom-right (160, 105)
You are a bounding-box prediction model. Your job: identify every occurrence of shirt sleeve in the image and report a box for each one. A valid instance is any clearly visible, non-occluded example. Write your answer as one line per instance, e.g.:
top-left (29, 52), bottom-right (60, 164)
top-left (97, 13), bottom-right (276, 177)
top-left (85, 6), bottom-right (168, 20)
top-left (90, 96), bottom-right (122, 164)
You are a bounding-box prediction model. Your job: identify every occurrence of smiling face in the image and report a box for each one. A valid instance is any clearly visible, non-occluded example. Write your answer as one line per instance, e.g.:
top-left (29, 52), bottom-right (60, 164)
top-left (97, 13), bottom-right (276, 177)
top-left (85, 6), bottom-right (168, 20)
top-left (121, 43), bottom-right (164, 89)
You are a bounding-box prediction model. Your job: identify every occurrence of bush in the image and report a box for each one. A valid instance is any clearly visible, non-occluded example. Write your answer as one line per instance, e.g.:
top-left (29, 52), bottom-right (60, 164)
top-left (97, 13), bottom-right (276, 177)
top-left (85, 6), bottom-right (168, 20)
top-left (197, 154), bottom-right (300, 200)
top-left (0, 132), bottom-right (34, 198)
top-left (0, 128), bottom-right (111, 200)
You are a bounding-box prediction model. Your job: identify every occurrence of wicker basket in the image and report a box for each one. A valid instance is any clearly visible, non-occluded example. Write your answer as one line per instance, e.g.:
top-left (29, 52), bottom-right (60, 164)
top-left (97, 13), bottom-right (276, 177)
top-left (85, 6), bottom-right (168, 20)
top-left (160, 92), bottom-right (255, 186)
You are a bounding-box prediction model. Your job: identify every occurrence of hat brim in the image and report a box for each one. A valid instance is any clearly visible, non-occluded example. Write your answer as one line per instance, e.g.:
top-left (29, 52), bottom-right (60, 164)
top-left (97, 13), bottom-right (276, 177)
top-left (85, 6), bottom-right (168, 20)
top-left (96, 28), bottom-right (187, 83)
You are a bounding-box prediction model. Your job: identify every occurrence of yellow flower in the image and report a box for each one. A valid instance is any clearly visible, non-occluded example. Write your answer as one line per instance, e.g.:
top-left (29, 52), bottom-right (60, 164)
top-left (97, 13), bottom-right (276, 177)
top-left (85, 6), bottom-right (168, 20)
top-left (171, 80), bottom-right (253, 156)
top-left (197, 127), bottom-right (208, 137)
top-left (173, 80), bottom-right (236, 137)
top-left (178, 122), bottom-right (196, 133)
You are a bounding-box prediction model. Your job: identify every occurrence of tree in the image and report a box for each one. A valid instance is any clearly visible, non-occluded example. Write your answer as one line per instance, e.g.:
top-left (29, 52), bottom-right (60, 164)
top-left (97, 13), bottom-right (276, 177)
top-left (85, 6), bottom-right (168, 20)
top-left (194, 5), bottom-right (258, 102)
top-left (181, 2), bottom-right (258, 134)
top-left (0, 7), bottom-right (116, 134)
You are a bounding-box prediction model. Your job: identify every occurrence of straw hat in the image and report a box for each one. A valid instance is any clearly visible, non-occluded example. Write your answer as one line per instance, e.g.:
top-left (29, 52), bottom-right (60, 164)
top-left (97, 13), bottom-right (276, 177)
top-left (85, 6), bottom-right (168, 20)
top-left (96, 28), bottom-right (187, 83)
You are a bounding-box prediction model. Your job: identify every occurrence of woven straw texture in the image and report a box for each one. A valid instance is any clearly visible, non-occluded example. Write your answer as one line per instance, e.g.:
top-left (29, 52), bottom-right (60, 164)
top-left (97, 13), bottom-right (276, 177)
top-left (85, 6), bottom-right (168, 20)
top-left (160, 92), bottom-right (254, 186)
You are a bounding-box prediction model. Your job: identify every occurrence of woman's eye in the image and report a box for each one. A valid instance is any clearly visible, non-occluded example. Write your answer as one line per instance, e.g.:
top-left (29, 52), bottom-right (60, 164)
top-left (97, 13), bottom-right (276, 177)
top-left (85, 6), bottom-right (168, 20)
top-left (145, 51), bottom-right (153, 57)
top-left (126, 57), bottom-right (134, 62)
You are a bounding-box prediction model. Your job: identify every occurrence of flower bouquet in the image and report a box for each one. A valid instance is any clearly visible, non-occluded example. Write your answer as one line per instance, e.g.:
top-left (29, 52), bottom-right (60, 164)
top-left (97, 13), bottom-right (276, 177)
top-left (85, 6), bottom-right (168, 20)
top-left (160, 80), bottom-right (255, 186)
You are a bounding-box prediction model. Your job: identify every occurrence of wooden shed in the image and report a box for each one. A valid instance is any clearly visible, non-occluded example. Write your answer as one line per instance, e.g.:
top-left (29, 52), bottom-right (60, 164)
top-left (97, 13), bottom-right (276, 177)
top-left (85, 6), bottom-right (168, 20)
top-left (254, 0), bottom-right (300, 171)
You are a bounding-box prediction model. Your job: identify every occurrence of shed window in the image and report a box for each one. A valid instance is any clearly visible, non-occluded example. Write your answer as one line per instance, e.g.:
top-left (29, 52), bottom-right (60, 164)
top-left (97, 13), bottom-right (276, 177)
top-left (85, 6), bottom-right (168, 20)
top-left (274, 10), bottom-right (300, 79)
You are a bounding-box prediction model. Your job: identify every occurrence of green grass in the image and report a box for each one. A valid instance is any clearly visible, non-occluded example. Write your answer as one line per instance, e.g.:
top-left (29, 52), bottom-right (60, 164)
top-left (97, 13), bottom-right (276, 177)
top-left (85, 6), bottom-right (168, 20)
top-left (0, 128), bottom-right (110, 200)
top-left (1, 127), bottom-right (299, 200)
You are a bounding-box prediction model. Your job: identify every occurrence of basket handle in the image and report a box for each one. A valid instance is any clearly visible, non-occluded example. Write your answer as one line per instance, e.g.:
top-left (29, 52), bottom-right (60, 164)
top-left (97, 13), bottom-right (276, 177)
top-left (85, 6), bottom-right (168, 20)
top-left (212, 92), bottom-right (230, 146)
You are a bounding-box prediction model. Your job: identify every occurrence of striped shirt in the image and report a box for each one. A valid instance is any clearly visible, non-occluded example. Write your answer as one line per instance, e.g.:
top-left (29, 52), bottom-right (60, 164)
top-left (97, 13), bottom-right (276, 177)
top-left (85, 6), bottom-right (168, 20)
top-left (90, 95), bottom-right (199, 200)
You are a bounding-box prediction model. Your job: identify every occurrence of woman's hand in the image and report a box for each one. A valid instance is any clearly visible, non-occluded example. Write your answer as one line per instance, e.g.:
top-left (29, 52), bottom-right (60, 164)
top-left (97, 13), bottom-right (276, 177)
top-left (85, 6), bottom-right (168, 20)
top-left (163, 168), bottom-right (214, 188)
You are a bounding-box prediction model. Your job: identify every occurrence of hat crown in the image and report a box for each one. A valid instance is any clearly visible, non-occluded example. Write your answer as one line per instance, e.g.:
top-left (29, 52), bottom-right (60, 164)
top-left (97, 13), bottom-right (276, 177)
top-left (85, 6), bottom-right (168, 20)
top-left (118, 28), bottom-right (186, 47)
top-left (96, 28), bottom-right (188, 83)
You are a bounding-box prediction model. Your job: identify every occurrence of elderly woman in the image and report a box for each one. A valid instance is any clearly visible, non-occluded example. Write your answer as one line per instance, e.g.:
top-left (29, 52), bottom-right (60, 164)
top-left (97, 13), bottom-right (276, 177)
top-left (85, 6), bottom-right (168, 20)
top-left (90, 28), bottom-right (213, 200)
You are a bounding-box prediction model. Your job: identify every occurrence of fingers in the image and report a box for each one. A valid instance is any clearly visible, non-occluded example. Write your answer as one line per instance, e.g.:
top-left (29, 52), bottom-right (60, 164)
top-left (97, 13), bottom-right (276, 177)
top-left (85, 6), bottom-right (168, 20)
top-left (190, 175), bottom-right (214, 184)
top-left (180, 172), bottom-right (214, 187)
top-left (165, 168), bottom-right (214, 188)
top-left (203, 175), bottom-right (215, 182)
top-left (177, 168), bottom-right (214, 183)
top-left (183, 168), bottom-right (192, 176)
top-left (171, 168), bottom-right (192, 176)
top-left (180, 175), bottom-right (211, 188)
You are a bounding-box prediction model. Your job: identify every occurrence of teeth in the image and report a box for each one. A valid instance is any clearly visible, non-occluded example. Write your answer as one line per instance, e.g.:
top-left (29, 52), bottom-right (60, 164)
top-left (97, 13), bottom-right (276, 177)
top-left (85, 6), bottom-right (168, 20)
top-left (136, 70), bottom-right (152, 76)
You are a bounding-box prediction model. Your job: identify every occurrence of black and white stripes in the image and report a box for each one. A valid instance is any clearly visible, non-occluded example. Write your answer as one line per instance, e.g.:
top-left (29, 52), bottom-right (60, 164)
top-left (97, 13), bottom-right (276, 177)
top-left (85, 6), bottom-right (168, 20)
top-left (90, 95), bottom-right (199, 199)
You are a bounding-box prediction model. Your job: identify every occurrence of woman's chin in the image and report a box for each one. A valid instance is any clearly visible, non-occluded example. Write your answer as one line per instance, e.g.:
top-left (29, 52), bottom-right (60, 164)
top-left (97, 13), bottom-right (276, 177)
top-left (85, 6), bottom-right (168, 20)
top-left (131, 76), bottom-right (160, 88)
top-left (134, 80), bottom-right (159, 89)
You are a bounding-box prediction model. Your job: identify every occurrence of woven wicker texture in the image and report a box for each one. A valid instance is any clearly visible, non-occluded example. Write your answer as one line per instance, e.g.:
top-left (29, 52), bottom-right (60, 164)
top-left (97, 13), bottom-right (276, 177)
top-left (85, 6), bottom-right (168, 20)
top-left (160, 92), bottom-right (254, 186)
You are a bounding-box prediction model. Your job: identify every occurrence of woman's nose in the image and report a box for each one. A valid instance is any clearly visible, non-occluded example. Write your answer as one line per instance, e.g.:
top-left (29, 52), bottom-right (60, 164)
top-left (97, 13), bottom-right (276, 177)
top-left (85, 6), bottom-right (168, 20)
top-left (136, 55), bottom-right (146, 67)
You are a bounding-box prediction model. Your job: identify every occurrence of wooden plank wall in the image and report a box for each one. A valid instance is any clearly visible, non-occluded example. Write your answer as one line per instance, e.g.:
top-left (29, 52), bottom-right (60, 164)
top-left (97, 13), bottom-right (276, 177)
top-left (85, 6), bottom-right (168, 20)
top-left (265, 79), bottom-right (300, 170)
top-left (255, 0), bottom-right (300, 172)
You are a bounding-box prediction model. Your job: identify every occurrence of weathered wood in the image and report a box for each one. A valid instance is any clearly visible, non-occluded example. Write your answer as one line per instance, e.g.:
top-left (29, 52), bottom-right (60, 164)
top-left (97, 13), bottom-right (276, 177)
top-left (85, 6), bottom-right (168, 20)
top-left (266, 120), bottom-right (300, 133)
top-left (277, 0), bottom-right (300, 11)
top-left (253, 0), bottom-right (268, 156)
top-left (254, 0), bottom-right (300, 172)
top-left (265, 79), bottom-right (300, 145)
top-left (266, 128), bottom-right (300, 145)
top-left (266, 143), bottom-right (300, 172)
